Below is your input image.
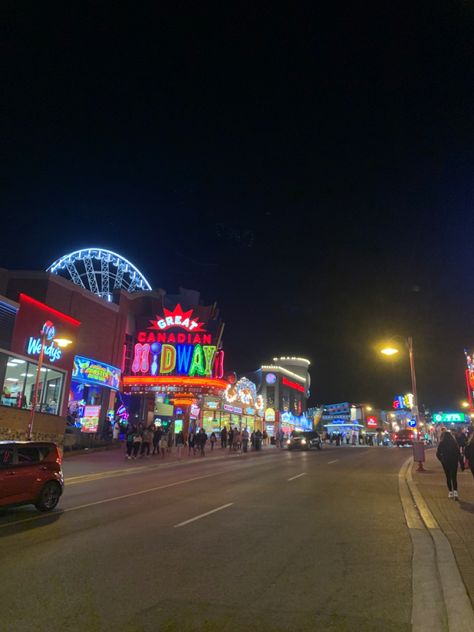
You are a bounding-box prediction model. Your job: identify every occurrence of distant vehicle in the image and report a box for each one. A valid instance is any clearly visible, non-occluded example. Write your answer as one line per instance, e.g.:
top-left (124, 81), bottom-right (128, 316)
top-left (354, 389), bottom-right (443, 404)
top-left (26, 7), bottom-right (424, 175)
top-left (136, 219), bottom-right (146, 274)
top-left (0, 441), bottom-right (64, 512)
top-left (393, 430), bottom-right (415, 447)
top-left (287, 431), bottom-right (322, 451)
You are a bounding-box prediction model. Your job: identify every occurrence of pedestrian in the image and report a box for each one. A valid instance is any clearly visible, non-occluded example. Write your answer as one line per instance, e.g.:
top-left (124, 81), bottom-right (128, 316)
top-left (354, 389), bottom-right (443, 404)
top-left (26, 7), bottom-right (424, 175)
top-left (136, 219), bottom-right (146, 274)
top-left (436, 430), bottom-right (461, 500)
top-left (197, 428), bottom-right (208, 456)
top-left (175, 430), bottom-right (185, 459)
top-left (140, 425), bottom-right (153, 457)
top-left (113, 419), bottom-right (121, 442)
top-left (455, 429), bottom-right (467, 471)
top-left (210, 432), bottom-right (217, 451)
top-left (228, 427), bottom-right (234, 452)
top-left (255, 429), bottom-right (263, 451)
top-left (221, 426), bottom-right (227, 449)
top-left (125, 424), bottom-right (135, 459)
top-left (132, 428), bottom-right (142, 459)
top-left (160, 430), bottom-right (169, 458)
top-left (464, 432), bottom-right (474, 479)
top-left (262, 430), bottom-right (268, 445)
top-left (242, 427), bottom-right (249, 452)
top-left (233, 429), bottom-right (241, 452)
top-left (188, 429), bottom-right (196, 456)
top-left (152, 425), bottom-right (162, 455)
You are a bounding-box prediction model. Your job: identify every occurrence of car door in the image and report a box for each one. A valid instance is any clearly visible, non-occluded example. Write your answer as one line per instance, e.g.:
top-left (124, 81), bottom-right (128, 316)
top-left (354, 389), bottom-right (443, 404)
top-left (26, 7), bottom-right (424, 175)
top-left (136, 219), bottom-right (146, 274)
top-left (0, 444), bottom-right (17, 505)
top-left (11, 445), bottom-right (43, 503)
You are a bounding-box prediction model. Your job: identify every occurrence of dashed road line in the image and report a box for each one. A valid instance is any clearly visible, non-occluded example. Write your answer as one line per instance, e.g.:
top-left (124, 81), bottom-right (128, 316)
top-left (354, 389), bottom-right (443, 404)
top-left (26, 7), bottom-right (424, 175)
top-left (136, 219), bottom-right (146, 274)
top-left (327, 460), bottom-right (338, 464)
top-left (174, 503), bottom-right (233, 528)
top-left (288, 472), bottom-right (306, 481)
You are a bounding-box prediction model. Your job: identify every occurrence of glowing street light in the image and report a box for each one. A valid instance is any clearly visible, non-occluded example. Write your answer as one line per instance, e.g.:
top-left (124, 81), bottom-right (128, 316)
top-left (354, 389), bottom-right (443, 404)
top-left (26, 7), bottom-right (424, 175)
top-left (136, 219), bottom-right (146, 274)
top-left (380, 347), bottom-right (399, 356)
top-left (461, 401), bottom-right (469, 409)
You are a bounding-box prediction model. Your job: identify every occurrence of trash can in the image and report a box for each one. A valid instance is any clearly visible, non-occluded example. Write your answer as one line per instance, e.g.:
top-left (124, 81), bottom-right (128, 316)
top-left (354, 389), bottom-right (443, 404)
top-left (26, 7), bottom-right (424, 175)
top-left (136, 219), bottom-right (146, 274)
top-left (412, 441), bottom-right (425, 471)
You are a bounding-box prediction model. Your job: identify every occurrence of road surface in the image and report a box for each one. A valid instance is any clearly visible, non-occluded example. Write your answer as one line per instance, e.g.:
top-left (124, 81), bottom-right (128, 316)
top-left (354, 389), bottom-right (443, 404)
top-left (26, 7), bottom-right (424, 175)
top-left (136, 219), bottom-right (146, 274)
top-left (0, 446), bottom-right (411, 631)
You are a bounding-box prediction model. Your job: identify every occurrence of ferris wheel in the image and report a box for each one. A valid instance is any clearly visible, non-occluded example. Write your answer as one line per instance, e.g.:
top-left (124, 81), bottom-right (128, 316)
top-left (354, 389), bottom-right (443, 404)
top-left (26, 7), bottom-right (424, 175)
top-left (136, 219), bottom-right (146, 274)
top-left (47, 248), bottom-right (152, 300)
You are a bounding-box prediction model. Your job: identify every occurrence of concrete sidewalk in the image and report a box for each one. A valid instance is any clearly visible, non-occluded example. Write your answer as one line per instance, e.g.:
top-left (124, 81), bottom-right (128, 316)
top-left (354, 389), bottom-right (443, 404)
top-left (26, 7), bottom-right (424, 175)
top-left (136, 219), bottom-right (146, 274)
top-left (413, 448), bottom-right (474, 607)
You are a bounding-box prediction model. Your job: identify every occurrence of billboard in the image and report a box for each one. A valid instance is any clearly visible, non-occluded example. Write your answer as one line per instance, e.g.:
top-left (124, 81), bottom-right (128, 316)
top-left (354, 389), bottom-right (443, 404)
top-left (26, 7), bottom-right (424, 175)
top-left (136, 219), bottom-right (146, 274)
top-left (72, 355), bottom-right (121, 390)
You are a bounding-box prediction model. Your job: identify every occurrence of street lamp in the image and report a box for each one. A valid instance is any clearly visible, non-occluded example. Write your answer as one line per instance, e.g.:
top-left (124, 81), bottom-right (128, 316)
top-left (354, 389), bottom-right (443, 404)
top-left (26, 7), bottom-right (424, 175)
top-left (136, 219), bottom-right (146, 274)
top-left (461, 401), bottom-right (469, 409)
top-left (379, 337), bottom-right (420, 428)
top-left (27, 322), bottom-right (72, 441)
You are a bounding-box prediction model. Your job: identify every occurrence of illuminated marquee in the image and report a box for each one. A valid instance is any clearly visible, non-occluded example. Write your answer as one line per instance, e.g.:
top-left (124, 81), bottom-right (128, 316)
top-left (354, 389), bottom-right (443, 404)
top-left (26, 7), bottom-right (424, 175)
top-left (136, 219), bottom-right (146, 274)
top-left (27, 320), bottom-right (62, 363)
top-left (131, 304), bottom-right (222, 378)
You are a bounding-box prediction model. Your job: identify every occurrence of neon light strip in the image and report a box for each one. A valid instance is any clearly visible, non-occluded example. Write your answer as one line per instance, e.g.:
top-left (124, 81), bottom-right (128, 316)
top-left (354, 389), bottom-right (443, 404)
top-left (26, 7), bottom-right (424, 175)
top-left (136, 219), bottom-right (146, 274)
top-left (273, 357), bottom-right (310, 365)
top-left (261, 366), bottom-right (306, 383)
top-left (282, 376), bottom-right (305, 392)
top-left (19, 294), bottom-right (81, 326)
top-left (122, 376), bottom-right (229, 389)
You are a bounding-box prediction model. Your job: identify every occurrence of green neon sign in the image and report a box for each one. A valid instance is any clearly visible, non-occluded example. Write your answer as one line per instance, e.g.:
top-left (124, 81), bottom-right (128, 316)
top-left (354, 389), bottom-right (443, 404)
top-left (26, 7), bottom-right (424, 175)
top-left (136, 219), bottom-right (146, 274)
top-left (432, 412), bottom-right (466, 423)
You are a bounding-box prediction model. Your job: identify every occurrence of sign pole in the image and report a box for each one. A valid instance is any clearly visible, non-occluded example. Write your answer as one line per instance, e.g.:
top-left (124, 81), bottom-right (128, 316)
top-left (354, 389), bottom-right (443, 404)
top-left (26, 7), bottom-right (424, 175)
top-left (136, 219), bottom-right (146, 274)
top-left (27, 331), bottom-right (46, 441)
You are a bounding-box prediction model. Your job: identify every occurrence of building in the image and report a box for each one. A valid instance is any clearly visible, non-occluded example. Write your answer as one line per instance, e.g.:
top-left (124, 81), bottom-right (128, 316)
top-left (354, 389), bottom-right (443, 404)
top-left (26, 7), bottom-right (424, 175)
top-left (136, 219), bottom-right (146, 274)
top-left (252, 357), bottom-right (312, 435)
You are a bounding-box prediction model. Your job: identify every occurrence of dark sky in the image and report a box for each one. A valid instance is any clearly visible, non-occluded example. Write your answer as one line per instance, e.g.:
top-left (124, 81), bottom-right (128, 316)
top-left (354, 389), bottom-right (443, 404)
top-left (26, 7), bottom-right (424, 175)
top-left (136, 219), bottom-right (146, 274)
top-left (2, 3), bottom-right (474, 410)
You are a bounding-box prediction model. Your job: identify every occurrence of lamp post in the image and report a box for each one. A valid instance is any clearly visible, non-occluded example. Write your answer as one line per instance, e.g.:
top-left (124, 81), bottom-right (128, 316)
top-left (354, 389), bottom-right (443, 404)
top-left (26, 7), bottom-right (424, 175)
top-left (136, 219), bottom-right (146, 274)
top-left (27, 322), bottom-right (72, 441)
top-left (380, 336), bottom-right (420, 428)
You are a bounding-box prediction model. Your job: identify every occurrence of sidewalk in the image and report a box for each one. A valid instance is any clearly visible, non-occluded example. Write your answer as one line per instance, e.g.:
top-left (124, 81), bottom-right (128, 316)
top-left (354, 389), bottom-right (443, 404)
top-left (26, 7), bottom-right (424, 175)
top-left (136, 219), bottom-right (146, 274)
top-left (413, 448), bottom-right (474, 607)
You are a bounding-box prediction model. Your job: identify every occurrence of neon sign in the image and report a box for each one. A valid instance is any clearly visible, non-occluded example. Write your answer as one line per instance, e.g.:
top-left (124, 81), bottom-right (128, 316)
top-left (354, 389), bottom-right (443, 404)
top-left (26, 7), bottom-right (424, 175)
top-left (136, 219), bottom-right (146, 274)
top-left (366, 416), bottom-right (378, 428)
top-left (282, 376), bottom-right (305, 393)
top-left (150, 304), bottom-right (205, 332)
top-left (26, 320), bottom-right (62, 363)
top-left (392, 393), bottom-right (414, 410)
top-left (433, 412), bottom-right (466, 423)
top-left (131, 305), bottom-right (222, 379)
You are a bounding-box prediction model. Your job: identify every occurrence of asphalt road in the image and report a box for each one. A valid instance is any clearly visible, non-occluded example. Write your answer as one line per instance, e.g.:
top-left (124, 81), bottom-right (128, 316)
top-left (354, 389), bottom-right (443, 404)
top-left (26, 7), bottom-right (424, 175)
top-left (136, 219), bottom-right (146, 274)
top-left (0, 446), bottom-right (412, 632)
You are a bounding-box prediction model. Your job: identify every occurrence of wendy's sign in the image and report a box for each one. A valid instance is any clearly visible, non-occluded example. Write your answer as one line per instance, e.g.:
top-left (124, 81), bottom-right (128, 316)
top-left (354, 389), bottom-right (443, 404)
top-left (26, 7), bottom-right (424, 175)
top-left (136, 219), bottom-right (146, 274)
top-left (131, 304), bottom-right (223, 378)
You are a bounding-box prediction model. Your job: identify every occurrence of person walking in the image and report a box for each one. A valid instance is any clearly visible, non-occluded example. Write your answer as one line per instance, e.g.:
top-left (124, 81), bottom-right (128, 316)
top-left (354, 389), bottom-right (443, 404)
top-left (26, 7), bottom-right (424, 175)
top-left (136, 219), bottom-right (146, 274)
top-left (175, 430), bottom-right (185, 459)
top-left (140, 425), bottom-right (153, 457)
top-left (221, 426), bottom-right (227, 449)
top-left (228, 427), bottom-right (234, 452)
top-left (188, 429), bottom-right (196, 456)
top-left (159, 430), bottom-right (169, 458)
top-left (152, 425), bottom-right (162, 455)
top-left (113, 419), bottom-right (121, 443)
top-left (125, 424), bottom-right (135, 459)
top-left (234, 429), bottom-right (241, 452)
top-left (242, 427), bottom-right (249, 453)
top-left (197, 428), bottom-right (208, 456)
top-left (210, 432), bottom-right (217, 451)
top-left (255, 429), bottom-right (263, 451)
top-left (132, 428), bottom-right (142, 459)
top-left (465, 432), bottom-right (474, 479)
top-left (436, 430), bottom-right (461, 500)
top-left (455, 429), bottom-right (467, 471)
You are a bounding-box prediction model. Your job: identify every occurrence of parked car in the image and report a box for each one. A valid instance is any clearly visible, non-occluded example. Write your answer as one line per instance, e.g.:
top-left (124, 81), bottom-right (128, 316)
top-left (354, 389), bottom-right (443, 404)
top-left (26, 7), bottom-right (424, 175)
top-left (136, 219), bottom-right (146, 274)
top-left (287, 431), bottom-right (322, 450)
top-left (0, 441), bottom-right (64, 511)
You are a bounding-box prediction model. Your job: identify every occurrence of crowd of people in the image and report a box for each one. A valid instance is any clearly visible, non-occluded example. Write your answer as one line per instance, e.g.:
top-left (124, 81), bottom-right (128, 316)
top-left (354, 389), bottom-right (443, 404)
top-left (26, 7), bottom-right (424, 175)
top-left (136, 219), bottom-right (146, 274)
top-left (119, 422), bottom-right (270, 460)
top-left (436, 428), bottom-right (474, 500)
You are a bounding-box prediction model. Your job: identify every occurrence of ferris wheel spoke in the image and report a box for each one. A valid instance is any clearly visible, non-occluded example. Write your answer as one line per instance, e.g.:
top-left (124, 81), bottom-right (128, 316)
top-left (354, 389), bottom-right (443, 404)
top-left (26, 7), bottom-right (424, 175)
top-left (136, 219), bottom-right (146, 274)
top-left (83, 256), bottom-right (100, 294)
top-left (65, 262), bottom-right (85, 289)
top-left (114, 264), bottom-right (125, 289)
top-left (101, 257), bottom-right (109, 295)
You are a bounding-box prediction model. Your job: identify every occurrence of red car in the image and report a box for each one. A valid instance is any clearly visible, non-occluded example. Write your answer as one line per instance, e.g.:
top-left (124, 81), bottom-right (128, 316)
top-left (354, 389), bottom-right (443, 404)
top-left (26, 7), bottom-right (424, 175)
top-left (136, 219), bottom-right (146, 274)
top-left (0, 441), bottom-right (64, 511)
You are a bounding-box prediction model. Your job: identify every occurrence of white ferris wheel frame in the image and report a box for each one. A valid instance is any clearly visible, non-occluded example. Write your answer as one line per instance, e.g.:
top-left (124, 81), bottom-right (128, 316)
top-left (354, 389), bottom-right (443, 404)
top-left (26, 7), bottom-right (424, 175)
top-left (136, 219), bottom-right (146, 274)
top-left (47, 248), bottom-right (152, 298)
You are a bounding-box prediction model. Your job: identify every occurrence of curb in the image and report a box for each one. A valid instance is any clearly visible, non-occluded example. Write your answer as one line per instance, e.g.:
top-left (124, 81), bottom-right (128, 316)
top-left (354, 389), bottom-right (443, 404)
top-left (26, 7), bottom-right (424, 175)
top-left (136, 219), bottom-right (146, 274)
top-left (399, 457), bottom-right (474, 631)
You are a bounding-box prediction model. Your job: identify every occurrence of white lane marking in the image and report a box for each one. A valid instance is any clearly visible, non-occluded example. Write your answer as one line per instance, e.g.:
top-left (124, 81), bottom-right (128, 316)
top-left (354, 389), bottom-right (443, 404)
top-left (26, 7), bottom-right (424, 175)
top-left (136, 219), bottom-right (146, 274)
top-left (327, 460), bottom-right (338, 464)
top-left (0, 472), bottom-right (221, 530)
top-left (174, 503), bottom-right (233, 528)
top-left (288, 472), bottom-right (306, 481)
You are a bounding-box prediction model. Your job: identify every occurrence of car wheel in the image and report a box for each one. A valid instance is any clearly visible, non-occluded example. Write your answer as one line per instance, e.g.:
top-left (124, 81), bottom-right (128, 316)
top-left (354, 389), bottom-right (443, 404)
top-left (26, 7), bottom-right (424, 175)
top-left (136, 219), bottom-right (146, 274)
top-left (35, 481), bottom-right (61, 512)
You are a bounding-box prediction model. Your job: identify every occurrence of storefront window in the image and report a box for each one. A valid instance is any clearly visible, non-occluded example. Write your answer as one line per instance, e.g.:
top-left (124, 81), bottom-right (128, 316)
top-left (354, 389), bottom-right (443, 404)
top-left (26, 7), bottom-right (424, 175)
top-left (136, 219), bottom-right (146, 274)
top-left (0, 351), bottom-right (64, 415)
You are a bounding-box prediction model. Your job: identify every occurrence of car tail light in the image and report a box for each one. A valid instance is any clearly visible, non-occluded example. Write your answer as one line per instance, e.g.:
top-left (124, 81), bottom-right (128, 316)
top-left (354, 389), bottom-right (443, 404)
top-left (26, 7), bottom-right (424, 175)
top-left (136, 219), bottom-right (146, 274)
top-left (55, 446), bottom-right (62, 465)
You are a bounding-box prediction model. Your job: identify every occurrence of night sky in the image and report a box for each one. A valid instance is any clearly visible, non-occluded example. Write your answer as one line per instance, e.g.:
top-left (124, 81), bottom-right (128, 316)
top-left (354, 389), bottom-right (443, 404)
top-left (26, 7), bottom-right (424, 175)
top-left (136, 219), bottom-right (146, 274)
top-left (2, 4), bottom-right (473, 410)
